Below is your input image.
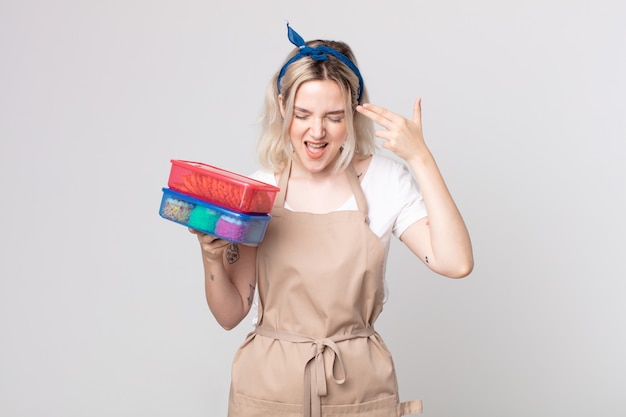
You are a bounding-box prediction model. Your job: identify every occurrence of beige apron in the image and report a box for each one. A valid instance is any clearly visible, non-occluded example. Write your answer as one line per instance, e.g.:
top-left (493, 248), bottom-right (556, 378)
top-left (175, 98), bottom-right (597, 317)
top-left (228, 160), bottom-right (422, 417)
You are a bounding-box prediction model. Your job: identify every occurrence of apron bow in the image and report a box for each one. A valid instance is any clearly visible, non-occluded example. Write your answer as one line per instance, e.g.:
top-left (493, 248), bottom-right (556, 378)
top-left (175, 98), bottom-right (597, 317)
top-left (309, 337), bottom-right (347, 397)
top-left (254, 325), bottom-right (375, 417)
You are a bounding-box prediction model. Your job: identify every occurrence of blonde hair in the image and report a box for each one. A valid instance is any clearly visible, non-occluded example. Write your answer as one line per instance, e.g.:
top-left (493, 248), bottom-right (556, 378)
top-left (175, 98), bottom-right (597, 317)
top-left (257, 39), bottom-right (376, 174)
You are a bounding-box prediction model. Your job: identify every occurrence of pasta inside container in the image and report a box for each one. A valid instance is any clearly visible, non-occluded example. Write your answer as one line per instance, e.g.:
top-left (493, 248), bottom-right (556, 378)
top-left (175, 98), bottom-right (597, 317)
top-left (167, 160), bottom-right (279, 214)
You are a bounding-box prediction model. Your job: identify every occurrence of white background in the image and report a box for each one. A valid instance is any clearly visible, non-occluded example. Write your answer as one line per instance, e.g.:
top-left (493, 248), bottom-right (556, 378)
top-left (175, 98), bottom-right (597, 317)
top-left (1, 1), bottom-right (625, 416)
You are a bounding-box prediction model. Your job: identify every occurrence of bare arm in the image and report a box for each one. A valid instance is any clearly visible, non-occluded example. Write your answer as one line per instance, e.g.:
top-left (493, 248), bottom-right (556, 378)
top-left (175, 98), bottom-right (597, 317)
top-left (190, 230), bottom-right (257, 329)
top-left (356, 99), bottom-right (473, 278)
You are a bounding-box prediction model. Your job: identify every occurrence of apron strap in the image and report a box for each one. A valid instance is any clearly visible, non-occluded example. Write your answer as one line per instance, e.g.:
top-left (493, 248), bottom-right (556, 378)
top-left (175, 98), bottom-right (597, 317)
top-left (345, 163), bottom-right (370, 221)
top-left (254, 325), bottom-right (375, 417)
top-left (274, 159), bottom-right (292, 209)
top-left (273, 159), bottom-right (370, 222)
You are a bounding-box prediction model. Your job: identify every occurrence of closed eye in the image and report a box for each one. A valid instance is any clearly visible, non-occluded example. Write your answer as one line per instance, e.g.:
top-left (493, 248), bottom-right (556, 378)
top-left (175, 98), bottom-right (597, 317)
top-left (293, 106), bottom-right (344, 123)
top-left (294, 114), bottom-right (343, 123)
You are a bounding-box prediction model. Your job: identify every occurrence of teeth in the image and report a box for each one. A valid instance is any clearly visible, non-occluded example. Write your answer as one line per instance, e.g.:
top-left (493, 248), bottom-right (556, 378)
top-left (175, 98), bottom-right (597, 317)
top-left (306, 142), bottom-right (327, 148)
top-left (306, 142), bottom-right (327, 154)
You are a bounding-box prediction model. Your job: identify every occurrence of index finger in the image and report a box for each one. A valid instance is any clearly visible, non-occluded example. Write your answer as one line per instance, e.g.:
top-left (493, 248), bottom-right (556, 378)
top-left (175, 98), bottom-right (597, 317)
top-left (356, 103), bottom-right (401, 128)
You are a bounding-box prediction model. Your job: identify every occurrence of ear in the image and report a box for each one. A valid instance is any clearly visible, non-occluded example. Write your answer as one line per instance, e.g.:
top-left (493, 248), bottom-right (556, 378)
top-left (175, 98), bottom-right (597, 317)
top-left (278, 94), bottom-right (286, 118)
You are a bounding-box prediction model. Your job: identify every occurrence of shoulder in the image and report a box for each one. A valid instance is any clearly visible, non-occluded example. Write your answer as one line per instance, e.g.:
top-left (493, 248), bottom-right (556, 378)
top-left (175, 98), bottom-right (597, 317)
top-left (363, 154), bottom-right (424, 215)
top-left (364, 154), bottom-right (427, 238)
top-left (360, 154), bottom-right (426, 241)
top-left (249, 168), bottom-right (277, 186)
top-left (364, 154), bottom-right (415, 189)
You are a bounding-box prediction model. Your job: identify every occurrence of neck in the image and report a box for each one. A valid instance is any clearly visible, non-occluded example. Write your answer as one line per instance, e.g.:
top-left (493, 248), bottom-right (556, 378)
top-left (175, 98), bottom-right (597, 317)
top-left (289, 157), bottom-right (345, 182)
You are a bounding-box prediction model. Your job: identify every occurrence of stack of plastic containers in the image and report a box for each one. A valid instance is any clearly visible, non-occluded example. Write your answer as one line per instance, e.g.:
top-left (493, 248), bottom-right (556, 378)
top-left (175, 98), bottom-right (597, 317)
top-left (159, 160), bottom-right (280, 244)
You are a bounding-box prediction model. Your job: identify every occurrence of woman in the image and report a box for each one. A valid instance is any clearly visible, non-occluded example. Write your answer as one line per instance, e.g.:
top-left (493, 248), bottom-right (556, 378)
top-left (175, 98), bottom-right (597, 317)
top-left (192, 24), bottom-right (473, 417)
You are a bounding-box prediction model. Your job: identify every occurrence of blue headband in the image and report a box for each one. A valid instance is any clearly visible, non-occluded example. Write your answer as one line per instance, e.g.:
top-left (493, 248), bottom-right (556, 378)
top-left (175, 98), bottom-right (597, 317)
top-left (276, 23), bottom-right (364, 103)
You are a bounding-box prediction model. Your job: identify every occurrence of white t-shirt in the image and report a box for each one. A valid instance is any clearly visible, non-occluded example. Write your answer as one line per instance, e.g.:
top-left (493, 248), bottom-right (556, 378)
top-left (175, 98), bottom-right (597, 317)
top-left (248, 153), bottom-right (428, 323)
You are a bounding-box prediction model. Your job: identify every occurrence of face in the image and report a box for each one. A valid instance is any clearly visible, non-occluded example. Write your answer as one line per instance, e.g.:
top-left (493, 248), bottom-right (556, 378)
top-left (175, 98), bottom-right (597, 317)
top-left (282, 79), bottom-right (347, 176)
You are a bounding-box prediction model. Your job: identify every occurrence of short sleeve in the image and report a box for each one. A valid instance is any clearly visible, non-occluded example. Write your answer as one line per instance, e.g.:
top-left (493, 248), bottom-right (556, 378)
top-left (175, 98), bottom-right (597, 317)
top-left (390, 162), bottom-right (428, 238)
top-left (360, 155), bottom-right (428, 244)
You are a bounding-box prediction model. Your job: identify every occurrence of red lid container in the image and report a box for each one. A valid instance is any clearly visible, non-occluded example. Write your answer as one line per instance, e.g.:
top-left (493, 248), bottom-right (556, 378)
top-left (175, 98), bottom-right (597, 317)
top-left (167, 160), bottom-right (279, 214)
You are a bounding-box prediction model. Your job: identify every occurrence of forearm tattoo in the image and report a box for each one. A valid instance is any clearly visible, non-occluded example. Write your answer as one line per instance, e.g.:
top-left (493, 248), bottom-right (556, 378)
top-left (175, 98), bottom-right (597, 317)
top-left (247, 284), bottom-right (255, 307)
top-left (225, 243), bottom-right (240, 264)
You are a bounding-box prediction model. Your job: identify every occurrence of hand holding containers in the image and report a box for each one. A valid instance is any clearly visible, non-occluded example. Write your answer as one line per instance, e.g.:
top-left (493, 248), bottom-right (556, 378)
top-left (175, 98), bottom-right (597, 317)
top-left (159, 160), bottom-right (279, 244)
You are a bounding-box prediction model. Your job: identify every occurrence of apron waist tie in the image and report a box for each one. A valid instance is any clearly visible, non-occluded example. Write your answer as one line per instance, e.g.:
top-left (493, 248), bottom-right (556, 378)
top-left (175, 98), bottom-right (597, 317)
top-left (254, 325), bottom-right (376, 417)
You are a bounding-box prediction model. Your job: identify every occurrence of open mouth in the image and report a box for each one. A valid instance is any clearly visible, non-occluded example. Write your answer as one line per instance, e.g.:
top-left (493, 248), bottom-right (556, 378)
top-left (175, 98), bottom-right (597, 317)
top-left (305, 141), bottom-right (328, 154)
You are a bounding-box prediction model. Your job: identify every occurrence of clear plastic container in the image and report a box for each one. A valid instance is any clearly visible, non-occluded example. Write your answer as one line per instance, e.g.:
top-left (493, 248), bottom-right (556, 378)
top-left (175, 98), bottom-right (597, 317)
top-left (167, 160), bottom-right (279, 214)
top-left (159, 188), bottom-right (271, 244)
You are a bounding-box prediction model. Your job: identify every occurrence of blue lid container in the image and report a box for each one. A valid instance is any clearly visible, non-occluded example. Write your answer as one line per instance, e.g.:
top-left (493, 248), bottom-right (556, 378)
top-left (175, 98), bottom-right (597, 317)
top-left (159, 188), bottom-right (271, 244)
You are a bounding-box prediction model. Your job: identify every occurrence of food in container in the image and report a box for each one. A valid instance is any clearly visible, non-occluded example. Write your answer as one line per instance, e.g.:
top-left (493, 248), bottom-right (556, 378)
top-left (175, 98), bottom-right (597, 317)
top-left (159, 188), bottom-right (271, 244)
top-left (167, 160), bottom-right (279, 214)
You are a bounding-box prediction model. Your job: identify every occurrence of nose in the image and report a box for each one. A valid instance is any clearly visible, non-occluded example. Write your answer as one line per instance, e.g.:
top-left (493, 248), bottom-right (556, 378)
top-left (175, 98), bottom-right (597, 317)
top-left (308, 117), bottom-right (325, 139)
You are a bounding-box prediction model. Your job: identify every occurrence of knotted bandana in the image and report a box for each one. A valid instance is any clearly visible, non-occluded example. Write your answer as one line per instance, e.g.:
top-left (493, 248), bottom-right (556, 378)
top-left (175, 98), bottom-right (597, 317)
top-left (276, 23), bottom-right (364, 103)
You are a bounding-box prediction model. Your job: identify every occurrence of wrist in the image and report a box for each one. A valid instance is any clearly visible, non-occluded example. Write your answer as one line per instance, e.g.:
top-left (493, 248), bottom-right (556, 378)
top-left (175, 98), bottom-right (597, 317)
top-left (406, 147), bottom-right (435, 170)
